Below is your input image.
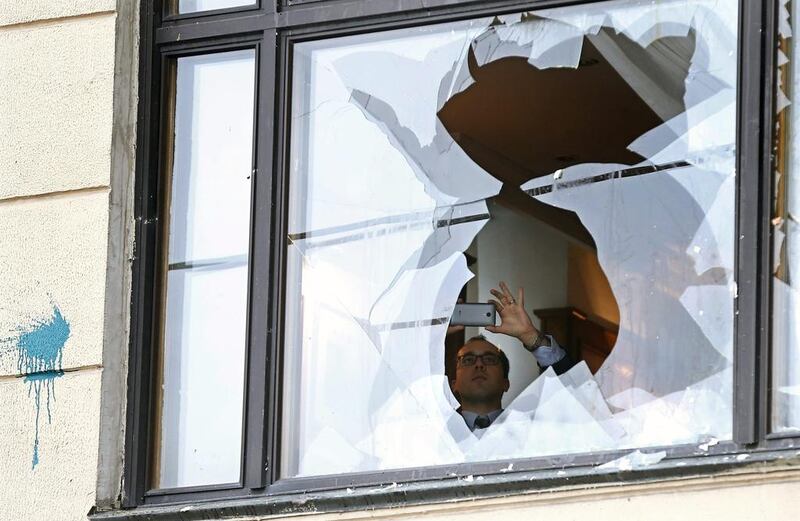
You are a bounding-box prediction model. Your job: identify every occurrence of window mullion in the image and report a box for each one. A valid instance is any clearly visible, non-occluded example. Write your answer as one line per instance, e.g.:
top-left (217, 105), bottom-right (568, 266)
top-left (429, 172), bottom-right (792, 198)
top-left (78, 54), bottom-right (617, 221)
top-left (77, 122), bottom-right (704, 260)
top-left (733, 0), bottom-right (775, 445)
top-left (244, 29), bottom-right (280, 490)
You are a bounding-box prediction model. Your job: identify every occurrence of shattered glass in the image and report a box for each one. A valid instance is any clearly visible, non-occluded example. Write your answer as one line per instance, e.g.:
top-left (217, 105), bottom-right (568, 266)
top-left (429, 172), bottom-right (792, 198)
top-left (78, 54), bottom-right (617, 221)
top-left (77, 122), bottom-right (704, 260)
top-left (282, 0), bottom-right (739, 476)
top-left (772, 0), bottom-right (800, 434)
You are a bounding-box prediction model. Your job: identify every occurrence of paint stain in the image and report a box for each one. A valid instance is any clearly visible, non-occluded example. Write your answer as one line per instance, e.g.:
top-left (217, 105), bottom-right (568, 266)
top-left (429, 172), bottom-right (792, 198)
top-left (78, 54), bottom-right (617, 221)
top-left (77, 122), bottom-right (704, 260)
top-left (15, 306), bottom-right (70, 469)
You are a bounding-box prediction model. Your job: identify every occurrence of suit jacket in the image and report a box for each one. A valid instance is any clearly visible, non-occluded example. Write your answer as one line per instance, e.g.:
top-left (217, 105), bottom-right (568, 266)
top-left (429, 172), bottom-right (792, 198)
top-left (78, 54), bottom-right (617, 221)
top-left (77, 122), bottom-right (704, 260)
top-left (539, 351), bottom-right (577, 376)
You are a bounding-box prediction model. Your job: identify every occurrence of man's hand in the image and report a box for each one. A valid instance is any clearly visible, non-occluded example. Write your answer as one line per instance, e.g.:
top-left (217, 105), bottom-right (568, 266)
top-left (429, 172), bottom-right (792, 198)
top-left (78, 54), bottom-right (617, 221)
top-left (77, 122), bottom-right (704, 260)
top-left (446, 324), bottom-right (465, 336)
top-left (486, 281), bottom-right (541, 347)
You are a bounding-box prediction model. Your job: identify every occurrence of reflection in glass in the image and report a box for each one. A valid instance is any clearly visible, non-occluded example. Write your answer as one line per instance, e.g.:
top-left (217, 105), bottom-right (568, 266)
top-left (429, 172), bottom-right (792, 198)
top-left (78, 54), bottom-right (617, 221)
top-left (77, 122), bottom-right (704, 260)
top-left (156, 49), bottom-right (255, 488)
top-left (177, 0), bottom-right (256, 14)
top-left (283, 0), bottom-right (739, 477)
top-left (772, 0), bottom-right (800, 434)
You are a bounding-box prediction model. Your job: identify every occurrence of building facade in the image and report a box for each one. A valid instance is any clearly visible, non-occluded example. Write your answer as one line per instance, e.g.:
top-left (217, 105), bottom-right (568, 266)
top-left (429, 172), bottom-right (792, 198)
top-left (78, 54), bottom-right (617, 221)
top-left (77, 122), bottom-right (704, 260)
top-left (1, 1), bottom-right (799, 520)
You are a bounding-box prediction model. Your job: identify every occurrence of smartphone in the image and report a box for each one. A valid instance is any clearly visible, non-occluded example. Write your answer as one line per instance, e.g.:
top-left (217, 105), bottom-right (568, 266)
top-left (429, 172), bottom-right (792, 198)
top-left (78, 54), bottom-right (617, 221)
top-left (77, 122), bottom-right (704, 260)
top-left (450, 303), bottom-right (497, 327)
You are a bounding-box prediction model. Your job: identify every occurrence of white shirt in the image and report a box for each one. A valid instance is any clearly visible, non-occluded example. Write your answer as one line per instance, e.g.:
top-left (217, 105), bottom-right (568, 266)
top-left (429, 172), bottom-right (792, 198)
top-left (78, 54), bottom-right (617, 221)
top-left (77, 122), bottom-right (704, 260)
top-left (531, 334), bottom-right (567, 366)
top-left (461, 409), bottom-right (504, 431)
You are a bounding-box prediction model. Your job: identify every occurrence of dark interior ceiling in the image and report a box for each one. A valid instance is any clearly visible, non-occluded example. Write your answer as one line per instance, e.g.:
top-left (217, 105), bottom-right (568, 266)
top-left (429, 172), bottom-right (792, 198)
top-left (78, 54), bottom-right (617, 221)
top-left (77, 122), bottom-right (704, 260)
top-left (438, 27), bottom-right (695, 248)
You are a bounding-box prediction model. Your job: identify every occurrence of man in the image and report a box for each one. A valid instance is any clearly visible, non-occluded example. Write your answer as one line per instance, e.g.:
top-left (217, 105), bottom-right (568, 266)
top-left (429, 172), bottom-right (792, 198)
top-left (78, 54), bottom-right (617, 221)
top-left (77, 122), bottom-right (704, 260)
top-left (450, 281), bottom-right (574, 432)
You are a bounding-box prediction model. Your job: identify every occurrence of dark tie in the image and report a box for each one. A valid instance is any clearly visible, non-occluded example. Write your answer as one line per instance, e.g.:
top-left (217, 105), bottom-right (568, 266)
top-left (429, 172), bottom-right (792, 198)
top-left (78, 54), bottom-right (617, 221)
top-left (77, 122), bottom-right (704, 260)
top-left (474, 415), bottom-right (491, 429)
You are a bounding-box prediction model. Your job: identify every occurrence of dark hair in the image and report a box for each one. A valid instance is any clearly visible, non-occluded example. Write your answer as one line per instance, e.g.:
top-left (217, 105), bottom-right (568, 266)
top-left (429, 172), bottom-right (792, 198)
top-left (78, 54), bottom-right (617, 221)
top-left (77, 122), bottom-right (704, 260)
top-left (463, 335), bottom-right (510, 379)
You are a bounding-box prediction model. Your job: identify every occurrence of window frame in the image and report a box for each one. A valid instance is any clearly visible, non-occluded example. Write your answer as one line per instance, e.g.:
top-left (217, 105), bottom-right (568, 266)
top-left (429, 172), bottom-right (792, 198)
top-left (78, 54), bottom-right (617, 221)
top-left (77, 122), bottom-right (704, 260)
top-left (126, 11), bottom-right (280, 505)
top-left (112, 0), bottom-right (798, 517)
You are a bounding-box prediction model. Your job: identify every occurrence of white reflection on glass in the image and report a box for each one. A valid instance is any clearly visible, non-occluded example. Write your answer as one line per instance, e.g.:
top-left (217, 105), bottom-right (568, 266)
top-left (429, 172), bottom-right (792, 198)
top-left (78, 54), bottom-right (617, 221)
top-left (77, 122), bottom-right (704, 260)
top-left (158, 49), bottom-right (255, 488)
top-left (772, 0), bottom-right (800, 434)
top-left (178, 0), bottom-right (255, 14)
top-left (283, 0), bottom-right (738, 477)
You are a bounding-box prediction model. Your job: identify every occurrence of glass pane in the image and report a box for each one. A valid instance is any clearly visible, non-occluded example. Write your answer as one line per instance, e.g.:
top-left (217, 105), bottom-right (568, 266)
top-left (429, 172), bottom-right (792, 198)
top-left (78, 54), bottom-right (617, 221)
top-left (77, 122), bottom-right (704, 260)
top-left (155, 49), bottom-right (255, 489)
top-left (772, 0), bottom-right (800, 434)
top-left (283, 0), bottom-right (739, 477)
top-left (177, 0), bottom-right (255, 14)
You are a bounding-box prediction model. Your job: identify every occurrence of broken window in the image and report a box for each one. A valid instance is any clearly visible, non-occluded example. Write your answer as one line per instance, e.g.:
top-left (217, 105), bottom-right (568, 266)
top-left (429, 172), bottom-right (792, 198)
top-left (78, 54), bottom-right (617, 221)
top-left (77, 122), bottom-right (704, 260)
top-left (281, 0), bottom-right (738, 477)
top-left (773, 0), bottom-right (800, 435)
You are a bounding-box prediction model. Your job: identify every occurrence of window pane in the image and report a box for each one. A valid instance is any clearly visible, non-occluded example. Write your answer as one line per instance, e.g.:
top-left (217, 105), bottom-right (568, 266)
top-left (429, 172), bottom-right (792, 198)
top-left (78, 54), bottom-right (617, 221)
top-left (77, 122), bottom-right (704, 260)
top-left (177, 0), bottom-right (255, 14)
top-left (283, 0), bottom-right (738, 477)
top-left (773, 1), bottom-right (800, 434)
top-left (155, 49), bottom-right (255, 489)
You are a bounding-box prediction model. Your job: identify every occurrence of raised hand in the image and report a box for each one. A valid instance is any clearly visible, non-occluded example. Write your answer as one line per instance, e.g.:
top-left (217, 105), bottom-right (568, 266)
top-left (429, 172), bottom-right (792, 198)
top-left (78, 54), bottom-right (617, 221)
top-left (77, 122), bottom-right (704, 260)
top-left (486, 281), bottom-right (540, 347)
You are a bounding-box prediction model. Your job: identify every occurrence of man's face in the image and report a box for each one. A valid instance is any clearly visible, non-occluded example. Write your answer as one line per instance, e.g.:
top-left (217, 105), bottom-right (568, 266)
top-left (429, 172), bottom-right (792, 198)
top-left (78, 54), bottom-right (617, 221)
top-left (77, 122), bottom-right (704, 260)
top-left (452, 340), bottom-right (509, 405)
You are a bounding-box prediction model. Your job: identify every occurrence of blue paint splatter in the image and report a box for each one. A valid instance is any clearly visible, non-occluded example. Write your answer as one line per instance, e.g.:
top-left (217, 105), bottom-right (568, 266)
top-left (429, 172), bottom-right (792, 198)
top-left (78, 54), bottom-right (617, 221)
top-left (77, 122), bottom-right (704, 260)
top-left (15, 306), bottom-right (70, 469)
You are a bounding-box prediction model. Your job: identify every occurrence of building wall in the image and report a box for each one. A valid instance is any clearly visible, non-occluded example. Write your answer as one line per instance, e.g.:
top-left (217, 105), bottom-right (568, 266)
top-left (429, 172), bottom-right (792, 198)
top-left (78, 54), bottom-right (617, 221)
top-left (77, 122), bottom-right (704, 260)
top-left (267, 470), bottom-right (800, 521)
top-left (0, 1), bottom-right (120, 520)
top-left (0, 1), bottom-right (797, 520)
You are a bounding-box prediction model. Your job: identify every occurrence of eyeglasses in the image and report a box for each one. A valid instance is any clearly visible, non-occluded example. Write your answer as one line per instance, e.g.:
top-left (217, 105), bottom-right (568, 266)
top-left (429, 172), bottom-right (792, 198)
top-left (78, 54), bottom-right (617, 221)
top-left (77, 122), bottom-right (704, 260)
top-left (457, 353), bottom-right (501, 367)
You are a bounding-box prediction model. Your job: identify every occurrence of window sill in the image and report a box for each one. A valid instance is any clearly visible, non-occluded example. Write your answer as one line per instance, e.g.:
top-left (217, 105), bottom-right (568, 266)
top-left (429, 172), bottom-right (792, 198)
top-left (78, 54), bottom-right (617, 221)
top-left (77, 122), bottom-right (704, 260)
top-left (90, 446), bottom-right (800, 521)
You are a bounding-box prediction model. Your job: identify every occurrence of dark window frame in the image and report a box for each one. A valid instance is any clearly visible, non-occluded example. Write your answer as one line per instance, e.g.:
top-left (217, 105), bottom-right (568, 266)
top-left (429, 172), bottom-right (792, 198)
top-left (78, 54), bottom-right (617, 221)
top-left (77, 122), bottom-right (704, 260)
top-left (109, 0), bottom-right (799, 518)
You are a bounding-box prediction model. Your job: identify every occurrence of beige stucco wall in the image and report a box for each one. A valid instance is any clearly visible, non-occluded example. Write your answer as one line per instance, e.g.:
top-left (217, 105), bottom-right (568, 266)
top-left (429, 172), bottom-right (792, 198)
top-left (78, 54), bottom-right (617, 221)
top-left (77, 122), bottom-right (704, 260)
top-left (276, 470), bottom-right (800, 521)
top-left (0, 1), bottom-right (118, 519)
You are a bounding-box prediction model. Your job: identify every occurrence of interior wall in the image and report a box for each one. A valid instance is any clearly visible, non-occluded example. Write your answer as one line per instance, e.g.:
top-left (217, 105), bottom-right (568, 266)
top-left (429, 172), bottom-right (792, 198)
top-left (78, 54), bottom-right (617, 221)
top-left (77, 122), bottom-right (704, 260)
top-left (567, 244), bottom-right (621, 326)
top-left (469, 200), bottom-right (570, 406)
